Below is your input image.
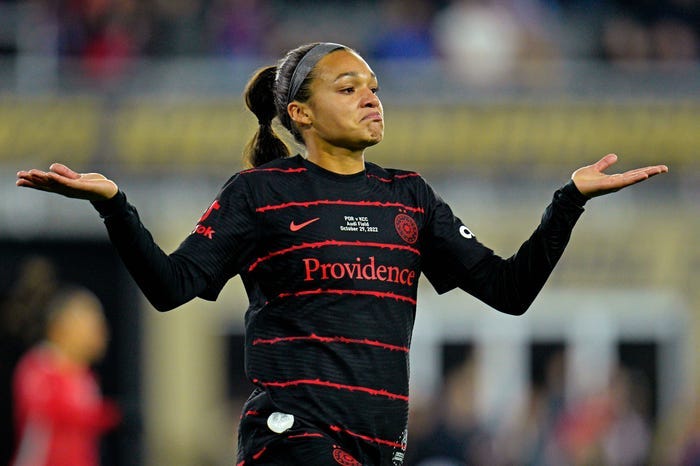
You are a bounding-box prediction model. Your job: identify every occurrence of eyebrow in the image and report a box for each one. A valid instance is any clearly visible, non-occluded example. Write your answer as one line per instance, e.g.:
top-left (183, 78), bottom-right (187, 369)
top-left (333, 71), bottom-right (378, 82)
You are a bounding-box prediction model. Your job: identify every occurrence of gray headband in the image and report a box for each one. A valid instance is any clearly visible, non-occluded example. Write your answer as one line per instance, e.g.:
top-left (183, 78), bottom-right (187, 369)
top-left (286, 42), bottom-right (346, 105)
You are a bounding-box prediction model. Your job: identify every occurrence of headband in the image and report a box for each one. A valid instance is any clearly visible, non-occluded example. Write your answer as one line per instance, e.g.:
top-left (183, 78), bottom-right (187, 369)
top-left (286, 42), bottom-right (346, 106)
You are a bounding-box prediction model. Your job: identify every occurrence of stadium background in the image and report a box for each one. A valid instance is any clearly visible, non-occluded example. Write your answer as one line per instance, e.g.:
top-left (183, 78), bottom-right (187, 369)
top-left (1, 0), bottom-right (698, 465)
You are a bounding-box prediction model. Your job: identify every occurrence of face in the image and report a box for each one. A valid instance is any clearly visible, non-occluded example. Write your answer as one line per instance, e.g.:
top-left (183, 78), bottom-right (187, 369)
top-left (71, 302), bottom-right (109, 363)
top-left (291, 50), bottom-right (384, 151)
top-left (52, 293), bottom-right (109, 364)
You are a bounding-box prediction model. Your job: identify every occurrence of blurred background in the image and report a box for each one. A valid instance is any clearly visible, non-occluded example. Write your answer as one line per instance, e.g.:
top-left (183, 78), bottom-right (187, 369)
top-left (0, 0), bottom-right (698, 465)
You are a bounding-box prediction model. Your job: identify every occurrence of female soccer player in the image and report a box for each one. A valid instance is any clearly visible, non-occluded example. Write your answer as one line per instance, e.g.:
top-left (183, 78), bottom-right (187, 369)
top-left (16, 43), bottom-right (667, 465)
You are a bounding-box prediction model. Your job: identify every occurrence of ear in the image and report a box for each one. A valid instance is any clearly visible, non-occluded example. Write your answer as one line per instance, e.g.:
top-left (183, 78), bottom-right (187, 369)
top-left (287, 101), bottom-right (313, 127)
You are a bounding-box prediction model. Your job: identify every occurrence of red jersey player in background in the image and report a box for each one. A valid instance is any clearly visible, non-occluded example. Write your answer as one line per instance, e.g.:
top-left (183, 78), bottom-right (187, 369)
top-left (11, 287), bottom-right (121, 466)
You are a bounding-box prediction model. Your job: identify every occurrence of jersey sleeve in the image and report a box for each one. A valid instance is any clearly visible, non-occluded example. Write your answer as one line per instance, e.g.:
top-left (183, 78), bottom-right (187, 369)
top-left (171, 173), bottom-right (258, 301)
top-left (421, 180), bottom-right (588, 315)
top-left (420, 181), bottom-right (494, 294)
top-left (91, 173), bottom-right (257, 310)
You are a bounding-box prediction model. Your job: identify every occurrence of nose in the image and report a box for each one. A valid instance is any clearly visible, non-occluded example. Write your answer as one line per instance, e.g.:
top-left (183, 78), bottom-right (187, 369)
top-left (361, 88), bottom-right (380, 108)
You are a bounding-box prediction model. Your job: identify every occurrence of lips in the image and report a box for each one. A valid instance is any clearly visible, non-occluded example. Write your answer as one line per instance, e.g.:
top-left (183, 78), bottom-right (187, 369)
top-left (362, 112), bottom-right (383, 122)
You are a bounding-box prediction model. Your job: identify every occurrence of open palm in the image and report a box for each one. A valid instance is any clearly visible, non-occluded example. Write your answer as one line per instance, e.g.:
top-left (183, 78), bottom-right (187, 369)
top-left (16, 163), bottom-right (118, 201)
top-left (572, 154), bottom-right (668, 198)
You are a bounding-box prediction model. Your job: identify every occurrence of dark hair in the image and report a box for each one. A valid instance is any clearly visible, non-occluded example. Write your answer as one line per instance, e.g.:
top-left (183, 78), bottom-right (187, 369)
top-left (243, 65), bottom-right (290, 168)
top-left (243, 42), bottom-right (349, 167)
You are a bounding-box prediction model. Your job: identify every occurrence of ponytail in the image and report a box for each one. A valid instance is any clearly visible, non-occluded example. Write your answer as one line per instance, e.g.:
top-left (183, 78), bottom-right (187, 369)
top-left (243, 66), bottom-right (290, 167)
top-left (242, 43), bottom-right (350, 168)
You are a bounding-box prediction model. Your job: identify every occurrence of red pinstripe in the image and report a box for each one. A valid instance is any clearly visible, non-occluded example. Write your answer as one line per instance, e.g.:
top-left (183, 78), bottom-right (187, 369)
top-left (252, 378), bottom-right (408, 402)
top-left (255, 200), bottom-right (424, 214)
top-left (330, 425), bottom-right (406, 450)
top-left (277, 288), bottom-right (417, 305)
top-left (252, 446), bottom-right (267, 460)
top-left (366, 172), bottom-right (420, 183)
top-left (287, 432), bottom-right (325, 439)
top-left (242, 167), bottom-right (307, 174)
top-left (252, 334), bottom-right (409, 353)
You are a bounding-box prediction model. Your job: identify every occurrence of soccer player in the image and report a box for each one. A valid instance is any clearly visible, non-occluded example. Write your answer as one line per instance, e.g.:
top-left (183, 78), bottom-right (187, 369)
top-left (16, 43), bottom-right (667, 465)
top-left (10, 287), bottom-right (121, 466)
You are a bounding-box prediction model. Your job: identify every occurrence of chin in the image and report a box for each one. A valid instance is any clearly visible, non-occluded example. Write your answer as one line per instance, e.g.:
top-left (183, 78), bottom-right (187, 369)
top-left (344, 133), bottom-right (383, 151)
top-left (366, 131), bottom-right (384, 147)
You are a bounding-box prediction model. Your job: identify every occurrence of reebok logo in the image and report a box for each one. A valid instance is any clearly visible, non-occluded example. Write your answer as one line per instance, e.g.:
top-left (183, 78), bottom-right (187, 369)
top-left (198, 200), bottom-right (220, 223)
top-left (290, 217), bottom-right (320, 232)
top-left (193, 200), bottom-right (220, 239)
top-left (193, 224), bottom-right (215, 239)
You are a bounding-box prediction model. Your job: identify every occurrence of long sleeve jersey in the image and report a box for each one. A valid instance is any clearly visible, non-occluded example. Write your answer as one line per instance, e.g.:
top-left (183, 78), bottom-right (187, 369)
top-left (91, 154), bottom-right (587, 464)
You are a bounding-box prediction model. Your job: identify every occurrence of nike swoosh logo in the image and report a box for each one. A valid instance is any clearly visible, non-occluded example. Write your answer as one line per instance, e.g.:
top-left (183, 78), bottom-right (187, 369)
top-left (289, 217), bottom-right (320, 232)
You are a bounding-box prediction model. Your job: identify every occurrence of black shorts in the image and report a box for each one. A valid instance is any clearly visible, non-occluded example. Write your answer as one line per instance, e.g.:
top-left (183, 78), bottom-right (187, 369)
top-left (236, 389), bottom-right (365, 466)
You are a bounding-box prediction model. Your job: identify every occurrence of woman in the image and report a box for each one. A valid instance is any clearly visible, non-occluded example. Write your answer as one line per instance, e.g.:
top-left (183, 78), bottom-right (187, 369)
top-left (11, 287), bottom-right (121, 466)
top-left (16, 42), bottom-right (667, 465)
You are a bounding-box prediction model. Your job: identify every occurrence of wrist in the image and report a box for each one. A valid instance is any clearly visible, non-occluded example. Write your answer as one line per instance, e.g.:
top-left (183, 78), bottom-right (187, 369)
top-left (562, 180), bottom-right (590, 206)
top-left (91, 190), bottom-right (127, 218)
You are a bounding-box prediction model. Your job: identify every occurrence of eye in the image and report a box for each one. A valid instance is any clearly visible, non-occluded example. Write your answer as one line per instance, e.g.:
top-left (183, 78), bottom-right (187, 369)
top-left (371, 86), bottom-right (380, 94)
top-left (339, 87), bottom-right (355, 94)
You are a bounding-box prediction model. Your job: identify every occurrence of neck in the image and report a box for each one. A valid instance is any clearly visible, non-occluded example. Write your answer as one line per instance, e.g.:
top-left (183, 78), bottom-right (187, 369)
top-left (43, 341), bottom-right (87, 368)
top-left (304, 140), bottom-right (365, 175)
top-left (306, 147), bottom-right (365, 175)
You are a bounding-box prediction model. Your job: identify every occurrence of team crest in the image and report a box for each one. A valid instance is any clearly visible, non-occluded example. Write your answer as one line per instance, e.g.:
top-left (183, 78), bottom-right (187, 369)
top-left (394, 214), bottom-right (418, 244)
top-left (332, 446), bottom-right (361, 466)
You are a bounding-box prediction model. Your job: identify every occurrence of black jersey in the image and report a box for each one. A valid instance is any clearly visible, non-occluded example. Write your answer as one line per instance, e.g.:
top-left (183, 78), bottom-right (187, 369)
top-left (92, 154), bottom-right (587, 465)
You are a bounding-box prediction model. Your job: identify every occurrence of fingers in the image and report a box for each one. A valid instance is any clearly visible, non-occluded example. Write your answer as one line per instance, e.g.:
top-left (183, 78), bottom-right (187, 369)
top-left (593, 153), bottom-right (618, 172)
top-left (15, 174), bottom-right (62, 192)
top-left (49, 163), bottom-right (80, 179)
top-left (17, 164), bottom-right (77, 188)
top-left (16, 178), bottom-right (38, 188)
top-left (589, 153), bottom-right (668, 179)
top-left (16, 179), bottom-right (55, 193)
top-left (610, 165), bottom-right (668, 190)
top-left (17, 169), bottom-right (50, 185)
top-left (16, 167), bottom-right (72, 194)
top-left (645, 164), bottom-right (669, 176)
top-left (17, 164), bottom-right (79, 180)
top-left (622, 165), bottom-right (669, 181)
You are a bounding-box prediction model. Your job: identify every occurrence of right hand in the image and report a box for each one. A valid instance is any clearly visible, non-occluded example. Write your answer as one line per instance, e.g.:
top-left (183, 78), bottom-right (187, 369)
top-left (16, 163), bottom-right (119, 201)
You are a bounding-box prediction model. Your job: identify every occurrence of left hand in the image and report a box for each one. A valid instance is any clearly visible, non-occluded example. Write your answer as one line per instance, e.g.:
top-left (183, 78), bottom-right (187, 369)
top-left (572, 154), bottom-right (668, 198)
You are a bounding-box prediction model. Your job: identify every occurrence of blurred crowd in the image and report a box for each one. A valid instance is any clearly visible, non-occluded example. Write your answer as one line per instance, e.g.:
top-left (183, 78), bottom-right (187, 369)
top-left (0, 0), bottom-right (698, 83)
top-left (404, 352), bottom-right (700, 466)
